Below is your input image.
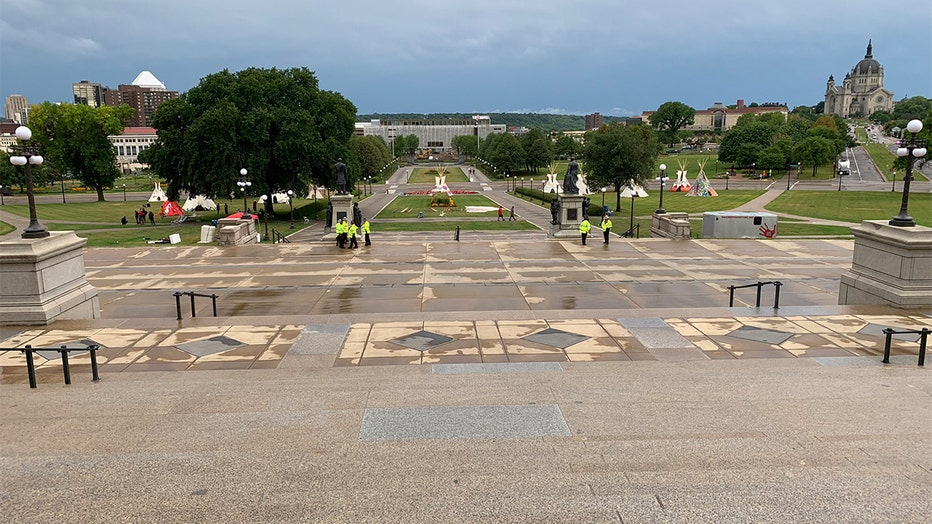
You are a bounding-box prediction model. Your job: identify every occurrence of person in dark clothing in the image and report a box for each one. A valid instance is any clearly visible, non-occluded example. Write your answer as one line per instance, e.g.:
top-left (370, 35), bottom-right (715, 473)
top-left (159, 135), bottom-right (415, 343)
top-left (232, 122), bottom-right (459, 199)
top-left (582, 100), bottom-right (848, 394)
top-left (148, 211), bottom-right (155, 224)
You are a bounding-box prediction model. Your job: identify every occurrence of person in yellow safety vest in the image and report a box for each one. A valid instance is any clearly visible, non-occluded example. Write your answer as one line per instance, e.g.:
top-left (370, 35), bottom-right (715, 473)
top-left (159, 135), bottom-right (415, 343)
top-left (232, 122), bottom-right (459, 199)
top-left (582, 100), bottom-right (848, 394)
top-left (362, 219), bottom-right (371, 246)
top-left (348, 221), bottom-right (359, 249)
top-left (579, 217), bottom-right (591, 245)
top-left (336, 219), bottom-right (346, 248)
top-left (600, 215), bottom-right (612, 244)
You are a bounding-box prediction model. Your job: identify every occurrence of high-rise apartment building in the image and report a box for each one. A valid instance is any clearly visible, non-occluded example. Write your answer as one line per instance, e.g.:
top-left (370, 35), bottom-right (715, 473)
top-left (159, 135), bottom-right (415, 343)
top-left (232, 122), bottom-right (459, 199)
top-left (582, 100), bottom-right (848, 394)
top-left (73, 80), bottom-right (109, 107)
top-left (4, 94), bottom-right (29, 124)
top-left (584, 112), bottom-right (603, 130)
top-left (106, 71), bottom-right (178, 127)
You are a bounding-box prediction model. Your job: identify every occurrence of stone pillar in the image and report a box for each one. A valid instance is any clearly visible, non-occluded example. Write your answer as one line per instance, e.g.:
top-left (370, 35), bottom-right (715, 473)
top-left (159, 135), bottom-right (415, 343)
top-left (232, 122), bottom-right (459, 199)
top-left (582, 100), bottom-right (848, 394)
top-left (549, 194), bottom-right (586, 238)
top-left (326, 194), bottom-right (354, 236)
top-left (838, 220), bottom-right (932, 308)
top-left (0, 232), bottom-right (100, 325)
top-left (650, 212), bottom-right (692, 239)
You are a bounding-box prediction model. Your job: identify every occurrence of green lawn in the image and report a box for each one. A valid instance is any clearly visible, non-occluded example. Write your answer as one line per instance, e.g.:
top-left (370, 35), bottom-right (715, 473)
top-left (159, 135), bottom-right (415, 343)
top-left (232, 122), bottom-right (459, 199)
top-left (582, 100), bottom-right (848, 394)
top-left (766, 190), bottom-right (932, 226)
top-left (406, 167), bottom-right (469, 184)
top-left (377, 194), bottom-right (505, 219)
top-left (598, 190), bottom-right (765, 216)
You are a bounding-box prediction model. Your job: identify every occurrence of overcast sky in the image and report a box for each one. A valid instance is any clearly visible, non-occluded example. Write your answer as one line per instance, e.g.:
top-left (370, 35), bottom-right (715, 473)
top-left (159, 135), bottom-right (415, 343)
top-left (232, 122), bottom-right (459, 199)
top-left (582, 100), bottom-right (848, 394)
top-left (2, 0), bottom-right (930, 117)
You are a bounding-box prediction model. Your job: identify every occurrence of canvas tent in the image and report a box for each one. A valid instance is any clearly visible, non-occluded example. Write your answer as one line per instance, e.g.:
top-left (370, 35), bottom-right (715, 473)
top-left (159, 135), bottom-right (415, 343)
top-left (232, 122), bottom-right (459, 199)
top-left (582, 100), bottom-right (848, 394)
top-left (620, 180), bottom-right (649, 198)
top-left (160, 200), bottom-right (184, 217)
top-left (148, 181), bottom-right (167, 202)
top-left (270, 192), bottom-right (291, 204)
top-left (686, 160), bottom-right (718, 197)
top-left (182, 195), bottom-right (217, 211)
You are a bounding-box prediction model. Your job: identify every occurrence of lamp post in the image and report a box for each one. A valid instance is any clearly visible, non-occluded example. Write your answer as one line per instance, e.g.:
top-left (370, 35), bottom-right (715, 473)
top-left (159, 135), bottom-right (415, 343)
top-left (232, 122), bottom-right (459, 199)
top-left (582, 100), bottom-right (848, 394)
top-left (0, 185), bottom-right (5, 205)
top-left (786, 163), bottom-right (793, 190)
top-left (122, 183), bottom-right (127, 201)
top-left (236, 168), bottom-right (251, 219)
top-left (259, 195), bottom-right (269, 240)
top-left (629, 191), bottom-right (639, 237)
top-left (891, 171), bottom-right (896, 192)
top-left (505, 174), bottom-right (510, 192)
top-left (601, 187), bottom-right (606, 212)
top-left (889, 119), bottom-right (927, 227)
top-left (8, 126), bottom-right (49, 239)
top-left (655, 164), bottom-right (668, 214)
top-left (521, 177), bottom-right (524, 192)
top-left (287, 189), bottom-right (295, 228)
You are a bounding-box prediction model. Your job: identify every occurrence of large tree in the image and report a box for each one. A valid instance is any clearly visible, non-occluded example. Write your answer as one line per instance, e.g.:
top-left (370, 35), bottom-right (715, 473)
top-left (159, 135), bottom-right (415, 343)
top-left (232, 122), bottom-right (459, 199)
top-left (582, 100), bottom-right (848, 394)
top-left (650, 101), bottom-right (695, 147)
top-left (519, 127), bottom-right (553, 174)
top-left (147, 67), bottom-right (356, 212)
top-left (451, 134), bottom-right (478, 157)
top-left (792, 137), bottom-right (835, 176)
top-left (29, 102), bottom-right (134, 201)
top-left (482, 132), bottom-right (524, 177)
top-left (553, 134), bottom-right (581, 159)
top-left (582, 124), bottom-right (662, 212)
top-left (349, 135), bottom-right (392, 187)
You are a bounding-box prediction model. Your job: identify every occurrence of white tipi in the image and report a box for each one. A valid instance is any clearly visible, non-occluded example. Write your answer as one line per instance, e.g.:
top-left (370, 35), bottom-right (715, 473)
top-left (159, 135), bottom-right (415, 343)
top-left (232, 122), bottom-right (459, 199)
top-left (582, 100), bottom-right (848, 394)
top-left (182, 194), bottom-right (217, 211)
top-left (620, 179), bottom-right (649, 198)
top-left (148, 181), bottom-right (167, 202)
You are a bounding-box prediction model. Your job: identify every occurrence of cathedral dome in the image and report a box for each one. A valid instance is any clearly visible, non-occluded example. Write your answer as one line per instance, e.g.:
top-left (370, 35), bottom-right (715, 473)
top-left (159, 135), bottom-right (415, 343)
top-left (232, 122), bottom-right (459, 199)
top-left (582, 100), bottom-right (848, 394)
top-left (854, 40), bottom-right (881, 74)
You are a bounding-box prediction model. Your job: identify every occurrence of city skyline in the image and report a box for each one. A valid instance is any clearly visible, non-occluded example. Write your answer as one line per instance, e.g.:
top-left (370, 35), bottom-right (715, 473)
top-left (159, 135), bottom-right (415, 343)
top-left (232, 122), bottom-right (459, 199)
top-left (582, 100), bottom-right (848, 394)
top-left (1, 1), bottom-right (930, 118)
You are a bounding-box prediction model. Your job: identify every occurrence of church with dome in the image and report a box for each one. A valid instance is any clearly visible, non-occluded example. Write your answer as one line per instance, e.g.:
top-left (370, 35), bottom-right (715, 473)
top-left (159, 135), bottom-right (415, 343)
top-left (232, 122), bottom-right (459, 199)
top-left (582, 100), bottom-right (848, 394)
top-left (824, 40), bottom-right (895, 118)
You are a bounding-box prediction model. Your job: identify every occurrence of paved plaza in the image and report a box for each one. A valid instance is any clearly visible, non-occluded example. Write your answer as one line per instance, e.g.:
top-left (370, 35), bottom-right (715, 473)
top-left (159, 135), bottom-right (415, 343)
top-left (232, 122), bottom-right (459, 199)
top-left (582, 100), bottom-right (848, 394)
top-left (1, 176), bottom-right (931, 522)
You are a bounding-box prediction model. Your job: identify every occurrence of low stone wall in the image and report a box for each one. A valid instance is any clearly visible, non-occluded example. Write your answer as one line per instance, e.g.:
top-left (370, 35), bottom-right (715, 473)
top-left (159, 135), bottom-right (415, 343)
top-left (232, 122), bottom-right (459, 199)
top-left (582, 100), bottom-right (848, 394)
top-left (650, 212), bottom-right (691, 239)
top-left (216, 218), bottom-right (258, 245)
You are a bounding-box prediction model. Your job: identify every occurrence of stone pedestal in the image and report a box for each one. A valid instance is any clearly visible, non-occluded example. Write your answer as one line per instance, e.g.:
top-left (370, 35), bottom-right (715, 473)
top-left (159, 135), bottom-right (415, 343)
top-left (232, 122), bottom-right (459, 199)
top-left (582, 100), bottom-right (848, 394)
top-left (650, 212), bottom-right (692, 239)
top-left (0, 231), bottom-right (100, 326)
top-left (325, 194), bottom-right (354, 236)
top-left (838, 220), bottom-right (932, 308)
top-left (549, 194), bottom-right (586, 238)
top-left (216, 218), bottom-right (258, 245)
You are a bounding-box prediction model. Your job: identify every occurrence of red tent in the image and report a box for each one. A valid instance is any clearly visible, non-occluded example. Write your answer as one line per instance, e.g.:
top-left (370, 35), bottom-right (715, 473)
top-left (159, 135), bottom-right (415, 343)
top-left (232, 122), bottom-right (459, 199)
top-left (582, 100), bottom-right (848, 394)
top-left (225, 212), bottom-right (257, 221)
top-left (160, 200), bottom-right (184, 217)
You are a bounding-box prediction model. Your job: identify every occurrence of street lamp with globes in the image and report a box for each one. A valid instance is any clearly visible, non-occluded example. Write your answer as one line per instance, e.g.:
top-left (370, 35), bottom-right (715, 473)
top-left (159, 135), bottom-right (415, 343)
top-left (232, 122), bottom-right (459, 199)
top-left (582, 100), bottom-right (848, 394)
top-left (287, 189), bottom-right (295, 228)
top-left (259, 195), bottom-right (269, 240)
top-left (236, 168), bottom-right (251, 219)
top-left (655, 164), bottom-right (668, 214)
top-left (890, 119), bottom-right (927, 227)
top-left (8, 126), bottom-right (49, 238)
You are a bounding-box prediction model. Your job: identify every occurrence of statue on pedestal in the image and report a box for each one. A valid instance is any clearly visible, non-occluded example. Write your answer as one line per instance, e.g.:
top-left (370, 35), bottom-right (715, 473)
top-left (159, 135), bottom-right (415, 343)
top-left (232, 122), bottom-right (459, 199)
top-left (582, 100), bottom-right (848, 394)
top-left (326, 201), bottom-right (333, 228)
top-left (582, 197), bottom-right (590, 220)
top-left (353, 202), bottom-right (362, 226)
top-left (550, 198), bottom-right (561, 224)
top-left (333, 158), bottom-right (348, 194)
top-left (562, 158), bottom-right (580, 194)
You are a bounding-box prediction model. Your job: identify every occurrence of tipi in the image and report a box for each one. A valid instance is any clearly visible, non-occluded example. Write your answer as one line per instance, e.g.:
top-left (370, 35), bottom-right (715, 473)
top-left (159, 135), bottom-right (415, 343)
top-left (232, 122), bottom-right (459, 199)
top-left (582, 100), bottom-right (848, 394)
top-left (620, 180), bottom-right (649, 198)
top-left (686, 159), bottom-right (718, 197)
top-left (159, 200), bottom-right (184, 217)
top-left (670, 159), bottom-right (691, 192)
top-left (182, 194), bottom-right (217, 211)
top-left (148, 181), bottom-right (167, 202)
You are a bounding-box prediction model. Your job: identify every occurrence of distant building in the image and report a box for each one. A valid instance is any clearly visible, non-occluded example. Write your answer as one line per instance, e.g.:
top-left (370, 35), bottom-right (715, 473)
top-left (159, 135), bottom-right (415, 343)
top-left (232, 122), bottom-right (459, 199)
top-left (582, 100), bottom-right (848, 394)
top-left (356, 115), bottom-right (506, 153)
top-left (106, 71), bottom-right (178, 127)
top-left (110, 126), bottom-right (158, 172)
top-left (641, 100), bottom-right (788, 133)
top-left (584, 112), bottom-right (603, 130)
top-left (4, 94), bottom-right (29, 124)
top-left (73, 80), bottom-right (109, 108)
top-left (823, 40), bottom-right (894, 118)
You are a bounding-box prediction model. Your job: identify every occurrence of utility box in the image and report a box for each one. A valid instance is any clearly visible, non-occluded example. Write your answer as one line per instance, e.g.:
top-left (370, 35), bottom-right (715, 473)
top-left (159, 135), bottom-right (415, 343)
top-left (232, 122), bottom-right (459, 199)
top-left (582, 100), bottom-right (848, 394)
top-left (702, 212), bottom-right (778, 238)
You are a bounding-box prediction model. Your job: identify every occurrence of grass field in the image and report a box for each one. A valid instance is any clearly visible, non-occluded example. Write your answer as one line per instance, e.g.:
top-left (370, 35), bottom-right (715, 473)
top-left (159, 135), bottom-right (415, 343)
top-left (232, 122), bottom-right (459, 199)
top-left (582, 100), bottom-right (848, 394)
top-left (766, 190), bottom-right (932, 226)
top-left (406, 167), bottom-right (469, 184)
top-left (377, 194), bottom-right (505, 219)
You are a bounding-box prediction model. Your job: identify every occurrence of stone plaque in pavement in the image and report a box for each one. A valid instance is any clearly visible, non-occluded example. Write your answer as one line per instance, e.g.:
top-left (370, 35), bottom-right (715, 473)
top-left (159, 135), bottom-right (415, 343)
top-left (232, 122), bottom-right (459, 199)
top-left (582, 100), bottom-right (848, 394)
top-left (359, 404), bottom-right (571, 441)
top-left (857, 323), bottom-right (921, 342)
top-left (390, 330), bottom-right (454, 352)
top-left (290, 324), bottom-right (350, 355)
top-left (177, 336), bottom-right (245, 358)
top-left (726, 326), bottom-right (793, 345)
top-left (522, 328), bottom-right (589, 349)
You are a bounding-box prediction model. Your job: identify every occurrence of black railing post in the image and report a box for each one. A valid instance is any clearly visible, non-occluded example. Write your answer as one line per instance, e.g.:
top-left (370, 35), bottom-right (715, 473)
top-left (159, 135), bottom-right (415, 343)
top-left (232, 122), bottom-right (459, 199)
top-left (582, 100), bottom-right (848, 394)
top-left (24, 345), bottom-right (37, 389)
top-left (174, 292), bottom-right (183, 320)
top-left (189, 292), bottom-right (196, 318)
top-left (59, 346), bottom-right (72, 385)
top-left (755, 282), bottom-right (763, 307)
top-left (728, 286), bottom-right (736, 307)
top-left (211, 294), bottom-right (218, 317)
top-left (89, 345), bottom-right (101, 382)
top-left (919, 328), bottom-right (929, 367)
top-left (882, 328), bottom-right (893, 364)
top-left (773, 281), bottom-right (782, 309)
top-left (455, 226), bottom-right (460, 241)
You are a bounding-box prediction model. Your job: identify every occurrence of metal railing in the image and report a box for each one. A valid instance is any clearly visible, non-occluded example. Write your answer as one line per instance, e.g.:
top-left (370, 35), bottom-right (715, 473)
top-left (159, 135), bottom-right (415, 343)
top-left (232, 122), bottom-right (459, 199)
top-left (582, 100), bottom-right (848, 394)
top-left (727, 281), bottom-right (782, 308)
top-left (173, 291), bottom-right (218, 320)
top-left (881, 327), bottom-right (929, 366)
top-left (454, 226), bottom-right (461, 241)
top-left (621, 224), bottom-right (640, 238)
top-left (271, 228), bottom-right (291, 243)
top-left (1, 344), bottom-right (101, 388)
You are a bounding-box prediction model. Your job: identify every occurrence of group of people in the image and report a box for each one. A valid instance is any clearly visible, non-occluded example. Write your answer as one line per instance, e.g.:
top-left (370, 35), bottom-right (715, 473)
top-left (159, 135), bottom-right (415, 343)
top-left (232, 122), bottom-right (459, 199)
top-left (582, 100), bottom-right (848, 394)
top-left (121, 206), bottom-right (154, 225)
top-left (334, 217), bottom-right (371, 249)
top-left (578, 214), bottom-right (613, 245)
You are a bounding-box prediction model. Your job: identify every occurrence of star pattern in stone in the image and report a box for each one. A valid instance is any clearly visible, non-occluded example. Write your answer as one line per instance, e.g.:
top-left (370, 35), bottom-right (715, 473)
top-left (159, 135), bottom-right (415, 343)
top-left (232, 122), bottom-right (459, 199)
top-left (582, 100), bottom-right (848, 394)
top-left (176, 336), bottom-right (245, 357)
top-left (726, 326), bottom-right (793, 345)
top-left (390, 330), bottom-right (454, 352)
top-left (35, 338), bottom-right (103, 360)
top-left (522, 328), bottom-right (589, 349)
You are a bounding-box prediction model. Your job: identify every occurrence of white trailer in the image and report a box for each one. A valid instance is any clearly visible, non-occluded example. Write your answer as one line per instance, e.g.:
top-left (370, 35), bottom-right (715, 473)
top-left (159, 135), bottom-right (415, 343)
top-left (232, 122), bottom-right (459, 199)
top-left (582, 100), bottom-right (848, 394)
top-left (702, 212), bottom-right (778, 239)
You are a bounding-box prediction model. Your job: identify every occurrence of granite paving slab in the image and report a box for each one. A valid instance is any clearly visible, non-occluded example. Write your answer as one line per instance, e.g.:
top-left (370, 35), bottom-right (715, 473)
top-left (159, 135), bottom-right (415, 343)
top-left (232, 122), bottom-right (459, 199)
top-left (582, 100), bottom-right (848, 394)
top-left (522, 328), bottom-right (589, 349)
top-left (727, 325), bottom-right (795, 345)
top-left (432, 362), bottom-right (563, 374)
top-left (390, 330), bottom-right (455, 352)
top-left (176, 335), bottom-right (245, 358)
top-left (358, 404), bottom-right (571, 441)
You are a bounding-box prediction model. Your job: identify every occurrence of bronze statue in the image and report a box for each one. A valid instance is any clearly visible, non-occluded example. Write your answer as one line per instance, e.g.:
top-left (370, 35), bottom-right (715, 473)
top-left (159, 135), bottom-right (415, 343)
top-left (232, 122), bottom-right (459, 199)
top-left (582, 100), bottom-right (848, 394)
top-left (582, 197), bottom-right (590, 220)
top-left (353, 202), bottom-right (362, 227)
top-left (562, 158), bottom-right (580, 194)
top-left (333, 158), bottom-right (348, 194)
top-left (326, 201), bottom-right (333, 227)
top-left (550, 197), bottom-right (561, 224)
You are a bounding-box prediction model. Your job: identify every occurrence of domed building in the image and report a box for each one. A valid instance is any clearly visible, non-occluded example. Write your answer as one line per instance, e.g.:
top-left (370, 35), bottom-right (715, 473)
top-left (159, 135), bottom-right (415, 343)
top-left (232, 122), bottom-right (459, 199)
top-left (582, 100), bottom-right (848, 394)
top-left (824, 40), bottom-right (894, 118)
